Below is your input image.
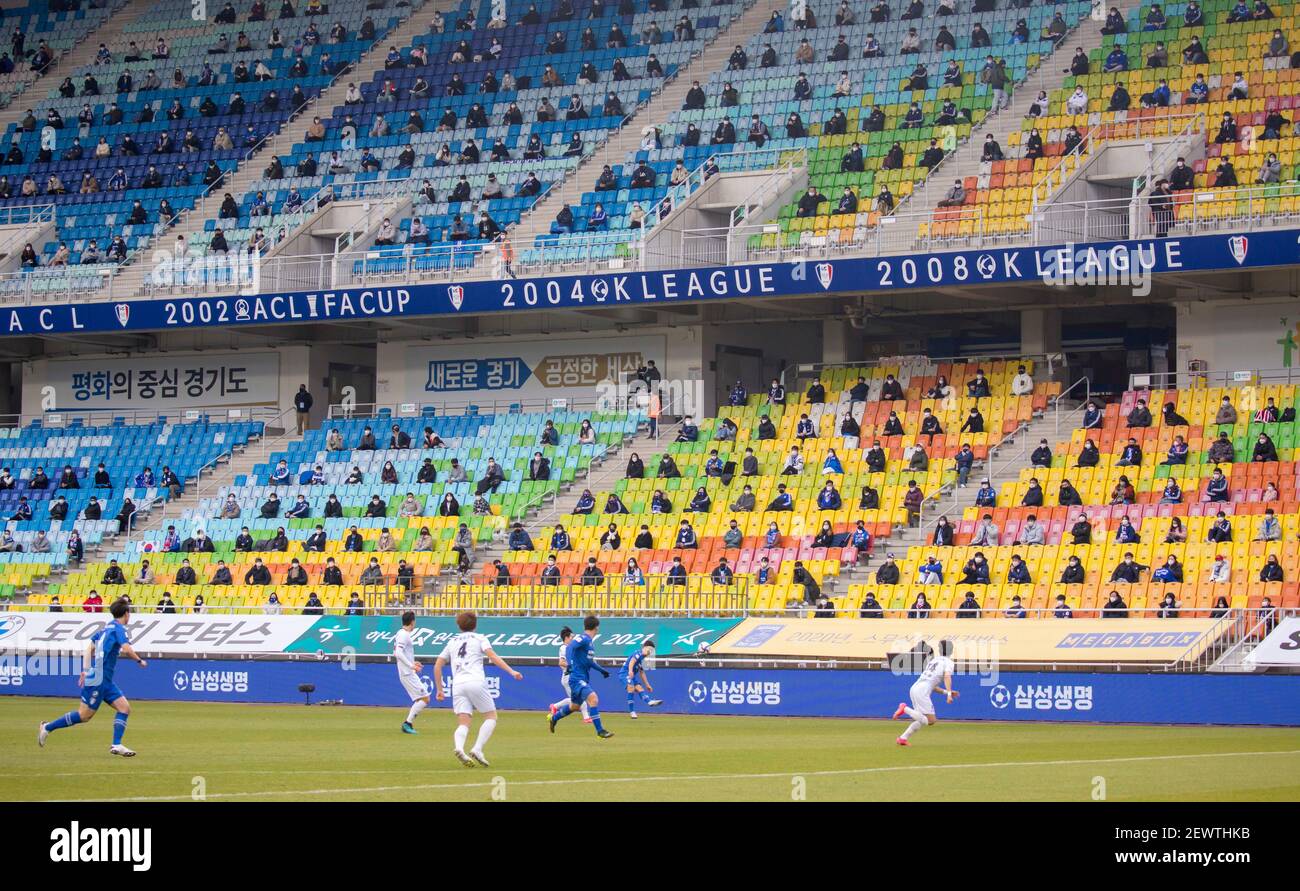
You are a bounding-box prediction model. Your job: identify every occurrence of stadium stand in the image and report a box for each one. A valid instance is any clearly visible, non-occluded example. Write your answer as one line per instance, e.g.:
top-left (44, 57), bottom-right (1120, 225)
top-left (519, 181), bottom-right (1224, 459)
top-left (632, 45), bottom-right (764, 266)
top-left (0, 0), bottom-right (417, 295)
top-left (837, 379), bottom-right (1300, 618)
top-left (0, 415), bottom-right (262, 604)
top-left (915, 0), bottom-right (1300, 240)
top-left (0, 0), bottom-right (127, 108)
top-left (27, 408), bottom-right (646, 614)
top-left (520, 0), bottom-right (1096, 259)
top-left (430, 358), bottom-right (1062, 616)
top-left (188, 0), bottom-right (749, 277)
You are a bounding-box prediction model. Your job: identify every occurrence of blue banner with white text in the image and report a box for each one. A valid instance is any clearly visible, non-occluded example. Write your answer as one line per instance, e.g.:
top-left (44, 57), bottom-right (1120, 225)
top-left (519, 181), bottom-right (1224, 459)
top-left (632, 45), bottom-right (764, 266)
top-left (2, 659), bottom-right (1295, 725)
top-left (3, 228), bottom-right (1295, 336)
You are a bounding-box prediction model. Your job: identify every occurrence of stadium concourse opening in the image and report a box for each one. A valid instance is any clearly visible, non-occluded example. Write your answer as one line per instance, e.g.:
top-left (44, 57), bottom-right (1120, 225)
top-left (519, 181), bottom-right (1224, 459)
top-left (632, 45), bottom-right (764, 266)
top-left (0, 0), bottom-right (1297, 834)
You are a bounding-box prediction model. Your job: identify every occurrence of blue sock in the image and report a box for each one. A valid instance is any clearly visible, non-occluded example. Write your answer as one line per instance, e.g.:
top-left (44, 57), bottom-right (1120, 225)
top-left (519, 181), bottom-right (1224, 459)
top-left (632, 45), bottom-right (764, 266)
top-left (553, 702), bottom-right (573, 721)
top-left (627, 692), bottom-right (636, 712)
top-left (112, 713), bottom-right (128, 746)
top-left (45, 711), bottom-right (81, 733)
top-left (638, 690), bottom-right (653, 704)
top-left (589, 706), bottom-right (604, 733)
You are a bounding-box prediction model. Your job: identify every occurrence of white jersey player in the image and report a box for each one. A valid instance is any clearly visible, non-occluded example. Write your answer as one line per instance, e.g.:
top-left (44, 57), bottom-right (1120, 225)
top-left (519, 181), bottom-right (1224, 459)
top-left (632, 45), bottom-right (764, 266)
top-left (548, 626), bottom-right (590, 722)
top-left (433, 611), bottom-right (523, 767)
top-left (396, 611), bottom-right (429, 735)
top-left (892, 639), bottom-right (957, 746)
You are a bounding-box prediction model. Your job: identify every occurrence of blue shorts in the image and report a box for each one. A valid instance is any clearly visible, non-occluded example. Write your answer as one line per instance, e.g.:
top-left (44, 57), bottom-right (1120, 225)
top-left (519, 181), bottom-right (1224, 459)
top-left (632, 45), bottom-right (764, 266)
top-left (81, 682), bottom-right (123, 711)
top-left (568, 677), bottom-right (594, 704)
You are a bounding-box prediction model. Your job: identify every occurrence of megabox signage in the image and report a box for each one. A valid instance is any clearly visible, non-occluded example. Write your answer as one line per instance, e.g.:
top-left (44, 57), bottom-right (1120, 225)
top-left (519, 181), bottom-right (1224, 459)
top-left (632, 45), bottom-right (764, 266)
top-left (3, 230), bottom-right (1294, 336)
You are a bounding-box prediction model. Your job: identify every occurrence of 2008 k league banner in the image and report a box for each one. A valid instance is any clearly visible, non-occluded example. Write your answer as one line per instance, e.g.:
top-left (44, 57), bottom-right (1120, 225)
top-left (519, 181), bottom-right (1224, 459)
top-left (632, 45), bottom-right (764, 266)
top-left (3, 229), bottom-right (1292, 336)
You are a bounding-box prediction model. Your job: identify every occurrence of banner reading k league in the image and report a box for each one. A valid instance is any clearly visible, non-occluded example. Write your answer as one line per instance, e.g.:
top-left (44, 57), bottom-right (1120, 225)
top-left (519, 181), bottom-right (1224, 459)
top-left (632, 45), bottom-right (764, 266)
top-left (3, 229), bottom-right (1296, 336)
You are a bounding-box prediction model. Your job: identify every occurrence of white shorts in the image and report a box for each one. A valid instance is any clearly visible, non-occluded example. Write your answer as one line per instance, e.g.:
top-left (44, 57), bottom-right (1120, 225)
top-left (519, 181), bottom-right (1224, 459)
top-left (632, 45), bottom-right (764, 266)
top-left (561, 673), bottom-right (571, 697)
top-left (398, 669), bottom-right (428, 702)
top-left (909, 681), bottom-right (935, 716)
top-left (451, 680), bottom-right (495, 716)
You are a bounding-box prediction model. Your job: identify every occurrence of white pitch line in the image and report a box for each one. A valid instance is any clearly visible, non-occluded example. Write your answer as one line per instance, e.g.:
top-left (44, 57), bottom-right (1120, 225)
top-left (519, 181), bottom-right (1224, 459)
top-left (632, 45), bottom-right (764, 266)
top-left (49, 748), bottom-right (1300, 802)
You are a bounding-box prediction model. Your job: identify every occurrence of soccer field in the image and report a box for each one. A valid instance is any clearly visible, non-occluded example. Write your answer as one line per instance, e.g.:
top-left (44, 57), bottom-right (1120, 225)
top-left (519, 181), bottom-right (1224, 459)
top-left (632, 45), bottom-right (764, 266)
top-left (7, 697), bottom-right (1300, 802)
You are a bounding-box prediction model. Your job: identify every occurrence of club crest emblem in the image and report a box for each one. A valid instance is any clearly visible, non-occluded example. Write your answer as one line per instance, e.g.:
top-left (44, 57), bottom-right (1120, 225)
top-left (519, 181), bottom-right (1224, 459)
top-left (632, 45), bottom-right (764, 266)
top-left (815, 263), bottom-right (833, 289)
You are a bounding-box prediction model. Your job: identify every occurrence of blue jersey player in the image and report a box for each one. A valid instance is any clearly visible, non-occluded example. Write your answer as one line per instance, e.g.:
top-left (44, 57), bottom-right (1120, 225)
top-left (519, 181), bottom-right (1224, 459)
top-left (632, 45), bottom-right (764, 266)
top-left (623, 640), bottom-right (663, 718)
top-left (548, 615), bottom-right (614, 738)
top-left (38, 597), bottom-right (147, 756)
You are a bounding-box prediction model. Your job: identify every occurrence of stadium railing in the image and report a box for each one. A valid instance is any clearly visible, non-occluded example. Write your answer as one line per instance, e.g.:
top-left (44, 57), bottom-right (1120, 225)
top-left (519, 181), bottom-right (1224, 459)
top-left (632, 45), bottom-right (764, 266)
top-left (1132, 366), bottom-right (1300, 390)
top-left (7, 172), bottom-right (1300, 309)
top-left (0, 404), bottom-right (287, 429)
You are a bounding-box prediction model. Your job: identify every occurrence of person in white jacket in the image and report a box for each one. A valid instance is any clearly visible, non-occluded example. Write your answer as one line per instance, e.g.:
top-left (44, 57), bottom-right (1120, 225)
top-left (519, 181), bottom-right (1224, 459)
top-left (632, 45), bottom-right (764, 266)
top-left (1010, 364), bottom-right (1034, 396)
top-left (1207, 555), bottom-right (1232, 584)
top-left (782, 447), bottom-right (804, 475)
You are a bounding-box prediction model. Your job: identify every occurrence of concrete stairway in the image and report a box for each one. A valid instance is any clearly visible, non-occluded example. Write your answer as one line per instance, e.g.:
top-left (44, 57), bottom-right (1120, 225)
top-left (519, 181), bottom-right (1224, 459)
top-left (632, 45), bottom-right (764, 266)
top-left (104, 0), bottom-right (447, 295)
top-left (0, 0), bottom-right (151, 124)
top-left (485, 0), bottom-right (787, 257)
top-left (904, 1), bottom-right (1147, 220)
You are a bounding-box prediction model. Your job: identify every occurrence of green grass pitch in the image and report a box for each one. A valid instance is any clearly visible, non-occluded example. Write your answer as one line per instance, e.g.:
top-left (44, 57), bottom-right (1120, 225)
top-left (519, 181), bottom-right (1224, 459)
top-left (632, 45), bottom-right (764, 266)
top-left (7, 697), bottom-right (1300, 801)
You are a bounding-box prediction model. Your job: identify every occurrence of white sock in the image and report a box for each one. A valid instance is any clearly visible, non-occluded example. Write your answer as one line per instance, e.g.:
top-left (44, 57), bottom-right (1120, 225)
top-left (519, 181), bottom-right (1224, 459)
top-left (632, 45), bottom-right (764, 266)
top-left (453, 724), bottom-right (469, 753)
top-left (406, 700), bottom-right (427, 724)
top-left (473, 718), bottom-right (496, 754)
top-left (904, 706), bottom-right (923, 721)
top-left (581, 702), bottom-right (590, 719)
top-left (901, 719), bottom-right (925, 740)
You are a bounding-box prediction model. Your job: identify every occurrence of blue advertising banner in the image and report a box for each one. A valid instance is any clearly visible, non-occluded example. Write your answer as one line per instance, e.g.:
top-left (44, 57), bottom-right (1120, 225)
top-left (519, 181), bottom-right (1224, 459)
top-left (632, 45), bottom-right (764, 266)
top-left (3, 228), bottom-right (1296, 336)
top-left (3, 658), bottom-right (1296, 726)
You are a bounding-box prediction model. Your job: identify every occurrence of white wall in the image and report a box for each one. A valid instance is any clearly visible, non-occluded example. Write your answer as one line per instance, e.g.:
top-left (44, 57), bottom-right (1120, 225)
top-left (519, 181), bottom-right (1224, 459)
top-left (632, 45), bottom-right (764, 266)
top-left (1175, 298), bottom-right (1300, 384)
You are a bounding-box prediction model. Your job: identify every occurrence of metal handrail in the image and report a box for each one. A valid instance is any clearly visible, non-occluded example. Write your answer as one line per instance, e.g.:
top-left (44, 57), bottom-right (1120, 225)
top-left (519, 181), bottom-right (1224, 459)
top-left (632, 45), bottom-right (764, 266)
top-left (783, 353), bottom-right (1063, 391)
top-left (0, 404), bottom-right (283, 430)
top-left (1131, 367), bottom-right (1300, 390)
top-left (325, 396), bottom-right (646, 421)
top-left (1054, 376), bottom-right (1091, 434)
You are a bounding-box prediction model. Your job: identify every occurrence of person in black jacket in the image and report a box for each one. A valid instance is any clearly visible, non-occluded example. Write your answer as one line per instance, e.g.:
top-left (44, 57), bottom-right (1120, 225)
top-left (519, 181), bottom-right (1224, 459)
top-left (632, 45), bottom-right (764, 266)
top-left (1101, 590), bottom-right (1129, 618)
top-left (859, 592), bottom-right (884, 618)
top-left (875, 554), bottom-right (900, 584)
top-left (1110, 553), bottom-right (1147, 583)
top-left (1060, 556), bottom-right (1086, 584)
top-left (1260, 555), bottom-right (1285, 582)
top-left (244, 559), bottom-right (272, 585)
top-left (1030, 439), bottom-right (1053, 467)
top-left (1059, 480), bottom-right (1083, 507)
top-left (791, 561), bottom-right (820, 603)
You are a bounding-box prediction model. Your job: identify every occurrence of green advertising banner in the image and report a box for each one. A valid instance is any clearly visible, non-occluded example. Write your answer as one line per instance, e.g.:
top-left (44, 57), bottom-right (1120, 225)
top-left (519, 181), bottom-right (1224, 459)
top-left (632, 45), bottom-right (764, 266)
top-left (284, 616), bottom-right (742, 659)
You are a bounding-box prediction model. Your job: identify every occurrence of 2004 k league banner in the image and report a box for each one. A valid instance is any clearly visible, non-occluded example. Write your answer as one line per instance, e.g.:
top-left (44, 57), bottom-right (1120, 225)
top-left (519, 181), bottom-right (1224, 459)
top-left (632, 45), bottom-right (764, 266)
top-left (0, 612), bottom-right (739, 658)
top-left (1, 229), bottom-right (1291, 336)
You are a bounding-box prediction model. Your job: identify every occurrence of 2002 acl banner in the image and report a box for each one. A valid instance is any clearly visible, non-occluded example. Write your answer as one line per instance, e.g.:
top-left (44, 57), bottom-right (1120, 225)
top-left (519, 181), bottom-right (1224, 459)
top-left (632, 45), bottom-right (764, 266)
top-left (2, 229), bottom-right (1294, 336)
top-left (1, 658), bottom-right (1295, 725)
